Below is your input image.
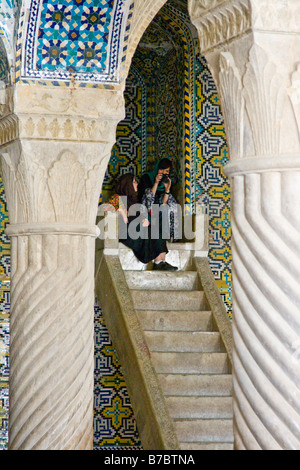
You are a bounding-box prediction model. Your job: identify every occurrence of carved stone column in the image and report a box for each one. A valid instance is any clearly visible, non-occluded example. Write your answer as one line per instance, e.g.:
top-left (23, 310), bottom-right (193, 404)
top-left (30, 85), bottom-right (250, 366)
top-left (190, 0), bottom-right (300, 450)
top-left (0, 83), bottom-right (124, 449)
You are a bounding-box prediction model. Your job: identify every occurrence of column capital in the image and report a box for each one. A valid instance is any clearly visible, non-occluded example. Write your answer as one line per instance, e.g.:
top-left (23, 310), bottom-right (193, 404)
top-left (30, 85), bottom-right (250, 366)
top-left (0, 84), bottom-right (125, 227)
top-left (189, 0), bottom-right (251, 54)
top-left (189, 0), bottom-right (299, 54)
top-left (217, 42), bottom-right (300, 162)
top-left (15, 83), bottom-right (125, 143)
top-left (189, 4), bottom-right (300, 163)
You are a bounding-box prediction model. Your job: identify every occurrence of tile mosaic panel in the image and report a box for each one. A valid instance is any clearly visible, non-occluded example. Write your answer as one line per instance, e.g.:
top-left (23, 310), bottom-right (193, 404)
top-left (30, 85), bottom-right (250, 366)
top-left (0, 280), bottom-right (10, 451)
top-left (20, 0), bottom-right (133, 85)
top-left (0, 180), bottom-right (10, 278)
top-left (103, 2), bottom-right (195, 202)
top-left (0, 177), bottom-right (10, 450)
top-left (94, 300), bottom-right (142, 450)
top-left (158, 3), bottom-right (197, 213)
top-left (195, 54), bottom-right (232, 316)
top-left (0, 0), bottom-right (22, 72)
top-left (101, 67), bottom-right (146, 202)
top-left (155, 52), bottom-right (182, 175)
top-left (0, 36), bottom-right (9, 84)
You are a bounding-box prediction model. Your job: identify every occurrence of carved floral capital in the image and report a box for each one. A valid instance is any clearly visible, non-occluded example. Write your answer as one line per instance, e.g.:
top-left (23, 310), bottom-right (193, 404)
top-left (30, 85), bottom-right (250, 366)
top-left (190, 0), bottom-right (251, 53)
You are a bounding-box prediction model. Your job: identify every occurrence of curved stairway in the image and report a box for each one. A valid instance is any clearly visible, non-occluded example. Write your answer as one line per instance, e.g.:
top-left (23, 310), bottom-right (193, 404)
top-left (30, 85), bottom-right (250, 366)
top-left (125, 269), bottom-right (234, 450)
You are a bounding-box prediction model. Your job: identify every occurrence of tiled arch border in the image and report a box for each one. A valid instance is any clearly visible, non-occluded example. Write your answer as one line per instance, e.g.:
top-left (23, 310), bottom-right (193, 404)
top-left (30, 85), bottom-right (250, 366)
top-left (157, 4), bottom-right (197, 214)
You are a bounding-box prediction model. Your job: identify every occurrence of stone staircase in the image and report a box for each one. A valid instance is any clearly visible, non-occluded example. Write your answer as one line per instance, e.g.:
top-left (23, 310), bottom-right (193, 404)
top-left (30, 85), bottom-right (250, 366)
top-left (95, 207), bottom-right (234, 450)
top-left (124, 269), bottom-right (234, 450)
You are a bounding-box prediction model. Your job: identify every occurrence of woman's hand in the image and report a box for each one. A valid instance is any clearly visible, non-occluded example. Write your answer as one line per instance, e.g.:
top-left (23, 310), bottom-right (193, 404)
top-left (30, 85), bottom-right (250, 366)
top-left (164, 177), bottom-right (172, 193)
top-left (155, 173), bottom-right (163, 184)
top-left (142, 218), bottom-right (150, 227)
top-left (152, 173), bottom-right (162, 196)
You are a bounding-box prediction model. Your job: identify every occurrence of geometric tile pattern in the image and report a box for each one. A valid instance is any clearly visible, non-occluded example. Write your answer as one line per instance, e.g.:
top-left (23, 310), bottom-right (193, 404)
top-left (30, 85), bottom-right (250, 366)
top-left (159, 3), bottom-right (197, 213)
top-left (131, 24), bottom-right (182, 177)
top-left (37, 0), bottom-right (113, 72)
top-left (20, 0), bottom-right (133, 85)
top-left (195, 54), bottom-right (232, 317)
top-left (142, 3), bottom-right (197, 206)
top-left (0, 37), bottom-right (9, 84)
top-left (0, 180), bottom-right (10, 278)
top-left (0, 177), bottom-right (10, 450)
top-left (0, 281), bottom-right (143, 451)
top-left (155, 50), bottom-right (182, 185)
top-left (94, 300), bottom-right (142, 449)
top-left (0, 279), bottom-right (10, 451)
top-left (101, 67), bottom-right (146, 202)
top-left (0, 0), bottom-right (22, 74)
top-left (127, 25), bottom-right (183, 184)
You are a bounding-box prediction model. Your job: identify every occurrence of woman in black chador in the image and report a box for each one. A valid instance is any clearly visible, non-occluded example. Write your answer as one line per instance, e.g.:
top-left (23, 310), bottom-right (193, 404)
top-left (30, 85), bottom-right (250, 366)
top-left (109, 173), bottom-right (177, 270)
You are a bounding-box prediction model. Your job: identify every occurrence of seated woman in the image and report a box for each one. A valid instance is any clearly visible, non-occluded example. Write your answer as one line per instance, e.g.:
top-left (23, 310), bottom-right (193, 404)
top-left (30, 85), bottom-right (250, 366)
top-left (109, 173), bottom-right (177, 271)
top-left (138, 158), bottom-right (180, 242)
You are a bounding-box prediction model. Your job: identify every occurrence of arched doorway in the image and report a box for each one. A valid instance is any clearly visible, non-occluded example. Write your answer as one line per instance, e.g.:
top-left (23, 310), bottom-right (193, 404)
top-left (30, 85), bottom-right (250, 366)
top-left (102, 0), bottom-right (232, 315)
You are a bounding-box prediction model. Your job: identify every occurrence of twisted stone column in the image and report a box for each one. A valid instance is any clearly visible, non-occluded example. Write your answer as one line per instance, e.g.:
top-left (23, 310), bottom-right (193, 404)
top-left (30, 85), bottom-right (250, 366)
top-left (227, 161), bottom-right (300, 450)
top-left (8, 229), bottom-right (97, 449)
top-left (190, 0), bottom-right (300, 450)
top-left (0, 84), bottom-right (124, 449)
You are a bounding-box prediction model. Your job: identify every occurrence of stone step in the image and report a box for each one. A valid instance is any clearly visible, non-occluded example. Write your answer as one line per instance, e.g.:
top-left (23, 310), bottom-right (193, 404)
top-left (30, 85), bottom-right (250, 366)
top-left (158, 374), bottom-right (233, 397)
top-left (166, 396), bottom-right (233, 419)
top-left (144, 331), bottom-right (225, 353)
top-left (174, 419), bottom-right (234, 443)
top-left (124, 270), bottom-right (200, 291)
top-left (150, 352), bottom-right (230, 374)
top-left (119, 243), bottom-right (198, 272)
top-left (180, 442), bottom-right (234, 451)
top-left (137, 310), bottom-right (215, 332)
top-left (131, 290), bottom-right (209, 311)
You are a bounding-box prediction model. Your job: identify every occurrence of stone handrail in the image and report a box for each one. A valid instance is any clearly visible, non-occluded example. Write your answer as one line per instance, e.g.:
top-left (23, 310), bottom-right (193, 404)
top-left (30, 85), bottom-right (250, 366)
top-left (193, 257), bottom-right (233, 366)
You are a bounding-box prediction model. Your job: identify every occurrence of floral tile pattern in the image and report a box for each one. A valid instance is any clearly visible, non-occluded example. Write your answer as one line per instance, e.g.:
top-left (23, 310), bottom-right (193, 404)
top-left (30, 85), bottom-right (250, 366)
top-left (20, 0), bottom-right (133, 84)
top-left (36, 0), bottom-right (114, 73)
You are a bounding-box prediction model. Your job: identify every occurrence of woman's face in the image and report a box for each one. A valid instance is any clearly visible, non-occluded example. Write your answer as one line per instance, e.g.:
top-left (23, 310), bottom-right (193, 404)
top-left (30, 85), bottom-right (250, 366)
top-left (132, 178), bottom-right (138, 192)
top-left (157, 167), bottom-right (171, 176)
